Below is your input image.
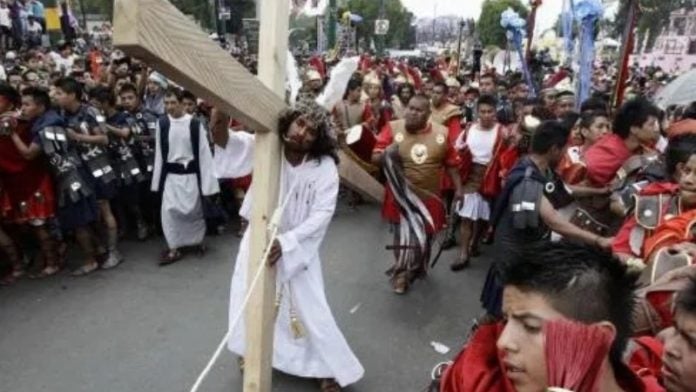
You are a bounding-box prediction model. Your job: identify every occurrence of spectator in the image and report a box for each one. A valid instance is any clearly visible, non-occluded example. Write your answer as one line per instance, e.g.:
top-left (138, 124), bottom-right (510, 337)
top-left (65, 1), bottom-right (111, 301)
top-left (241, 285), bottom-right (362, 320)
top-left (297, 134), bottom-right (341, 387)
top-left (28, 0), bottom-right (43, 31)
top-left (143, 71), bottom-right (167, 116)
top-left (0, 1), bottom-right (12, 52)
top-left (25, 14), bottom-right (40, 48)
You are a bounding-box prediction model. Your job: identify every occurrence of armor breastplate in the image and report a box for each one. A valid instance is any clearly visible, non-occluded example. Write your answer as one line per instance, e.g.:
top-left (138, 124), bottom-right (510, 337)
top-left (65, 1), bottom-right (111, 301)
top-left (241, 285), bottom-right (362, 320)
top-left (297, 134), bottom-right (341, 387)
top-left (66, 114), bottom-right (117, 185)
top-left (129, 114), bottom-right (156, 175)
top-left (39, 125), bottom-right (93, 206)
top-left (391, 120), bottom-right (448, 199)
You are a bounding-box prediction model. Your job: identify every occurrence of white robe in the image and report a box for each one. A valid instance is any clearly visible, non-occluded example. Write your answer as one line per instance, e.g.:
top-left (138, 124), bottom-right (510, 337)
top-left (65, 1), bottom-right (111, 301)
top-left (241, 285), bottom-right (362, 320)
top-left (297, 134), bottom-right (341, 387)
top-left (214, 131), bottom-right (364, 387)
top-left (151, 114), bottom-right (220, 249)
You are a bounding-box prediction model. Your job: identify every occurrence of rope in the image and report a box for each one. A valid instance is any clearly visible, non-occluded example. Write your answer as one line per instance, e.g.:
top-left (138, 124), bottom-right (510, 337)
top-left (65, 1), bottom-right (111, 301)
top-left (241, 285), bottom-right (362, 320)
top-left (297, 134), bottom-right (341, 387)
top-left (189, 153), bottom-right (305, 392)
top-left (189, 254), bottom-right (267, 392)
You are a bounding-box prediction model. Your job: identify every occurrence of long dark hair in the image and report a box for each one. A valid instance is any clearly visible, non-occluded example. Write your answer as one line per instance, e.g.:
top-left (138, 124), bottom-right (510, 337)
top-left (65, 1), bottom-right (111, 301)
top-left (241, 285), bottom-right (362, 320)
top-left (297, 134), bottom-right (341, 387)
top-left (278, 105), bottom-right (339, 165)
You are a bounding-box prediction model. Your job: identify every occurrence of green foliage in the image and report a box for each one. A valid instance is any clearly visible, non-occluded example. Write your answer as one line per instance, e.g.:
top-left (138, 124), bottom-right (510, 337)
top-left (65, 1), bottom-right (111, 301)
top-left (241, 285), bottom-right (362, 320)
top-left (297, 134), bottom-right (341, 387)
top-left (345, 0), bottom-right (415, 50)
top-left (477, 0), bottom-right (529, 48)
top-left (73, 0), bottom-right (215, 29)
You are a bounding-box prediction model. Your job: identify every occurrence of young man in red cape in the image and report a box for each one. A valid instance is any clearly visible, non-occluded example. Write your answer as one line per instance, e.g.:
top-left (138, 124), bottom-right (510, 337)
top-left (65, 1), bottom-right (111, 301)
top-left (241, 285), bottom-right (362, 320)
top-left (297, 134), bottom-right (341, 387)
top-left (584, 98), bottom-right (661, 188)
top-left (438, 243), bottom-right (664, 392)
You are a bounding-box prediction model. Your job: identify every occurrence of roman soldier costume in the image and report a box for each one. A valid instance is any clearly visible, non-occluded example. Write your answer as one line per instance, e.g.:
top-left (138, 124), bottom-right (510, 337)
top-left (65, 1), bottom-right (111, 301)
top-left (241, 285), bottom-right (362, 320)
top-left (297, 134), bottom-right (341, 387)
top-left (0, 112), bottom-right (55, 224)
top-left (63, 105), bottom-right (117, 200)
top-left (375, 119), bottom-right (459, 288)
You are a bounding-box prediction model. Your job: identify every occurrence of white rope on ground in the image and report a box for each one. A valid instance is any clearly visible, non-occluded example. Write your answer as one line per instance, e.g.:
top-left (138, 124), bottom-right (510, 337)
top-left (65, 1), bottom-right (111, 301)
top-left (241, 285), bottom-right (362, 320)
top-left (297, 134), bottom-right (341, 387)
top-left (189, 252), bottom-right (268, 392)
top-left (189, 153), bottom-right (304, 392)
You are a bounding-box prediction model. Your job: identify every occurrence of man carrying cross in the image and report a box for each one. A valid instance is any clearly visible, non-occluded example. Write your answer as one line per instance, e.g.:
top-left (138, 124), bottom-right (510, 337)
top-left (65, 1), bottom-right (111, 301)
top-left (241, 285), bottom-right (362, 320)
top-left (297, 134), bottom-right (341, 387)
top-left (211, 99), bottom-right (364, 391)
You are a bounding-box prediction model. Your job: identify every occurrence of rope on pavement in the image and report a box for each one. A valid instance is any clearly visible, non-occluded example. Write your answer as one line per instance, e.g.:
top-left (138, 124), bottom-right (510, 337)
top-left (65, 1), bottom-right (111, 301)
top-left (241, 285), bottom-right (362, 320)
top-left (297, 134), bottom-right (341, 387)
top-left (190, 159), bottom-right (301, 392)
top-left (189, 256), bottom-right (267, 392)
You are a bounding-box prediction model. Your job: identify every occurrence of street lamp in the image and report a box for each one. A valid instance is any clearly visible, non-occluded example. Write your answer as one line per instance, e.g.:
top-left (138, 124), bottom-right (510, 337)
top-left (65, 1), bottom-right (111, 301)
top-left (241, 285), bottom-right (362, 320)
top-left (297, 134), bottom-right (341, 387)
top-left (456, 19), bottom-right (465, 75)
top-left (473, 40), bottom-right (483, 80)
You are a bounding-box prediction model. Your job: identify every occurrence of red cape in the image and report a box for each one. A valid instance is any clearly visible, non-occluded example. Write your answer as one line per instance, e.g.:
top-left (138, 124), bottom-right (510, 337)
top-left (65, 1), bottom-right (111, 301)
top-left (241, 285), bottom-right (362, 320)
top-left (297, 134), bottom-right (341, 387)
top-left (584, 134), bottom-right (632, 186)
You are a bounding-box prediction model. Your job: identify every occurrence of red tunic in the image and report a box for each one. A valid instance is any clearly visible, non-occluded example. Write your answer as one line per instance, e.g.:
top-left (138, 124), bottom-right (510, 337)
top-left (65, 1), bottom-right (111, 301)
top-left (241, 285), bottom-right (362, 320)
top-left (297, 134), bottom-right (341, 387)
top-left (0, 116), bottom-right (56, 224)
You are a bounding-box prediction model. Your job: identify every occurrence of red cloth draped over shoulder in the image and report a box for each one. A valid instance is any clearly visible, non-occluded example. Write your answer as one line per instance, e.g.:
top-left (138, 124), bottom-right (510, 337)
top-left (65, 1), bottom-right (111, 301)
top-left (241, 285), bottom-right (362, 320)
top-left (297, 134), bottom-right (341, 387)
top-left (440, 323), bottom-right (665, 392)
top-left (584, 133), bottom-right (632, 186)
top-left (440, 116), bottom-right (462, 192)
top-left (440, 323), bottom-right (515, 392)
top-left (667, 119), bottom-right (696, 139)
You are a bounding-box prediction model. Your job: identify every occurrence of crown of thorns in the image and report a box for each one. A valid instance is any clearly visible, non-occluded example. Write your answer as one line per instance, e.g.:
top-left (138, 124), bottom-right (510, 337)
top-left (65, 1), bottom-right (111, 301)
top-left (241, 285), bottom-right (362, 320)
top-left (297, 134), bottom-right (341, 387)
top-left (293, 99), bottom-right (331, 131)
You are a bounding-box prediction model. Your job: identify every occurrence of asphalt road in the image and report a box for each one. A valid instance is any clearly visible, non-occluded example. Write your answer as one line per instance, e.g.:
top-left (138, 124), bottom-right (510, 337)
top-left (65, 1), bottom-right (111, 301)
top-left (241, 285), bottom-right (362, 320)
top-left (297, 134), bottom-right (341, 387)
top-left (0, 201), bottom-right (490, 392)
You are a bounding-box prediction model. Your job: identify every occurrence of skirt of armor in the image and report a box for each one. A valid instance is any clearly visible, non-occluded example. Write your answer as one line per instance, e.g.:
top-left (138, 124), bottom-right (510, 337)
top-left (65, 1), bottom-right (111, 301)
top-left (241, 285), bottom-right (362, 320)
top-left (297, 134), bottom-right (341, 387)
top-left (92, 177), bottom-right (118, 201)
top-left (57, 193), bottom-right (98, 231)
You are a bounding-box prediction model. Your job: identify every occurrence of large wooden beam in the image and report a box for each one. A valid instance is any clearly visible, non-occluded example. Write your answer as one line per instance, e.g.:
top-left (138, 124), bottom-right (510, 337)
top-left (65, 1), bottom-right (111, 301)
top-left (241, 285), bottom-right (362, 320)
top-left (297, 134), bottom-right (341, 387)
top-left (112, 0), bottom-right (384, 204)
top-left (112, 0), bottom-right (284, 134)
top-left (242, 0), bottom-right (287, 390)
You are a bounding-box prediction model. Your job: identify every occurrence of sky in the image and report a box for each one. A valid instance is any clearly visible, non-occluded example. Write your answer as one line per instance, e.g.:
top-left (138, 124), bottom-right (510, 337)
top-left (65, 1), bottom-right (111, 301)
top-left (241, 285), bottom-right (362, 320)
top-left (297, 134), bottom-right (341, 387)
top-left (401, 0), bottom-right (564, 33)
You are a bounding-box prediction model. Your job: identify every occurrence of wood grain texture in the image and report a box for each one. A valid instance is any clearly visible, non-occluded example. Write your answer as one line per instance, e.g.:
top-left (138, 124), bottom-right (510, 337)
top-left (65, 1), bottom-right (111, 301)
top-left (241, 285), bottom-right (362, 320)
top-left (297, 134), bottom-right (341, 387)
top-left (338, 151), bottom-right (384, 203)
top-left (112, 0), bottom-right (384, 205)
top-left (112, 0), bottom-right (285, 134)
top-left (242, 0), bottom-right (287, 390)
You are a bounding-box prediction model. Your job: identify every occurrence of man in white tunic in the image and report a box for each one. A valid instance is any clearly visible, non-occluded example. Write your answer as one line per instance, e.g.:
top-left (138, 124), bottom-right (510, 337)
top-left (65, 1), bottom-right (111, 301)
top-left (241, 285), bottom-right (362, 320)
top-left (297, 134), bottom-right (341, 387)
top-left (151, 88), bottom-right (219, 264)
top-left (452, 94), bottom-right (504, 271)
top-left (211, 101), bottom-right (364, 391)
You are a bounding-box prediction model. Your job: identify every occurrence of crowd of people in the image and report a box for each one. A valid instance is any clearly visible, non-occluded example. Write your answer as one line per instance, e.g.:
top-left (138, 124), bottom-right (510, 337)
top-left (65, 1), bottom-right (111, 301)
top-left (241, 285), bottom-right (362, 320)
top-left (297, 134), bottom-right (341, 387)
top-left (284, 47), bottom-right (696, 390)
top-left (1, 12), bottom-right (696, 392)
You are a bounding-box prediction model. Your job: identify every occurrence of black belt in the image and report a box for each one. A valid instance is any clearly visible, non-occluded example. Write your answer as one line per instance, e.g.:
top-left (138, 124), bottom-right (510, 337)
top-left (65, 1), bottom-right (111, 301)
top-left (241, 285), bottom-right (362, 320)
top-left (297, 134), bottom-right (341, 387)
top-left (165, 162), bottom-right (199, 175)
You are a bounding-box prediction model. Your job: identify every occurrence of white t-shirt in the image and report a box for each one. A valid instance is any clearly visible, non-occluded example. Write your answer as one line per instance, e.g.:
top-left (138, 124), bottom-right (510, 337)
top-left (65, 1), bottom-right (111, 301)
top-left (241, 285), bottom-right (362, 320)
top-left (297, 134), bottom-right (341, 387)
top-left (0, 8), bottom-right (11, 28)
top-left (28, 20), bottom-right (42, 34)
top-left (465, 124), bottom-right (498, 165)
top-left (50, 52), bottom-right (76, 73)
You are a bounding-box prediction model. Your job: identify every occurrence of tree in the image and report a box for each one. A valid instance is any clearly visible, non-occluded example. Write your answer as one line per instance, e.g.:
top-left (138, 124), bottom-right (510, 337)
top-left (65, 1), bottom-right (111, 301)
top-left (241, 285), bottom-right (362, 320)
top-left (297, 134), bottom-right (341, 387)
top-left (345, 0), bottom-right (415, 50)
top-left (477, 0), bottom-right (529, 48)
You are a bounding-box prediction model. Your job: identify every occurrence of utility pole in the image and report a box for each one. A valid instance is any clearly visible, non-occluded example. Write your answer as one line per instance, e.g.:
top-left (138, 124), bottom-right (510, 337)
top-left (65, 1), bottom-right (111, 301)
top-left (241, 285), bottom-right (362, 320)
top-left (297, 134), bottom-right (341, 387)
top-left (328, 0), bottom-right (337, 50)
top-left (456, 19), bottom-right (465, 75)
top-left (77, 0), bottom-right (87, 30)
top-left (432, 3), bottom-right (437, 45)
top-left (378, 0), bottom-right (385, 55)
top-left (217, 0), bottom-right (229, 41)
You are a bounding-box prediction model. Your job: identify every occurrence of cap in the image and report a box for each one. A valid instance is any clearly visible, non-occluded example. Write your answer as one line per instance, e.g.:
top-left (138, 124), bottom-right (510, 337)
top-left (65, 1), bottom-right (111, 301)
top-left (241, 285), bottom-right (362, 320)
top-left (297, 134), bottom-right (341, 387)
top-left (148, 71), bottom-right (168, 88)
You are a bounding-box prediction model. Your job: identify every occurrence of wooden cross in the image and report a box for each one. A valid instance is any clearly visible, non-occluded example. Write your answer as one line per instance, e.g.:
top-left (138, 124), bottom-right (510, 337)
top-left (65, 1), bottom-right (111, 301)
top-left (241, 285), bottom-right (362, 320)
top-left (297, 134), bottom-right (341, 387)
top-left (112, 0), bottom-right (383, 391)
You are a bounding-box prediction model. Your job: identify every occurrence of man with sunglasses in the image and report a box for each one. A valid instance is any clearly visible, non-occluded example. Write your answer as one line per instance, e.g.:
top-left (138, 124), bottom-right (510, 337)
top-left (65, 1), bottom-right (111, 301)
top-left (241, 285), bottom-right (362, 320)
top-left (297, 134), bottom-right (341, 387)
top-left (211, 100), bottom-right (364, 391)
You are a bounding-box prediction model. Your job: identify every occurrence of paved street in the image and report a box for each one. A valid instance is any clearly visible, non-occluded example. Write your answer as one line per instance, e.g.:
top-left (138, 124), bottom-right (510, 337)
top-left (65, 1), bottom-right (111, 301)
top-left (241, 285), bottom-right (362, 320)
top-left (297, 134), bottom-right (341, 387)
top-left (0, 201), bottom-right (489, 392)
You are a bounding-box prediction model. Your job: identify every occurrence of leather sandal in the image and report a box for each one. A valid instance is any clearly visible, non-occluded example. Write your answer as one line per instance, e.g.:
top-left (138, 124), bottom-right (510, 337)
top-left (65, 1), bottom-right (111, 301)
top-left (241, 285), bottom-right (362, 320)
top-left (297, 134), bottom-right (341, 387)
top-left (319, 378), bottom-right (341, 392)
top-left (450, 256), bottom-right (470, 272)
top-left (393, 273), bottom-right (409, 295)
